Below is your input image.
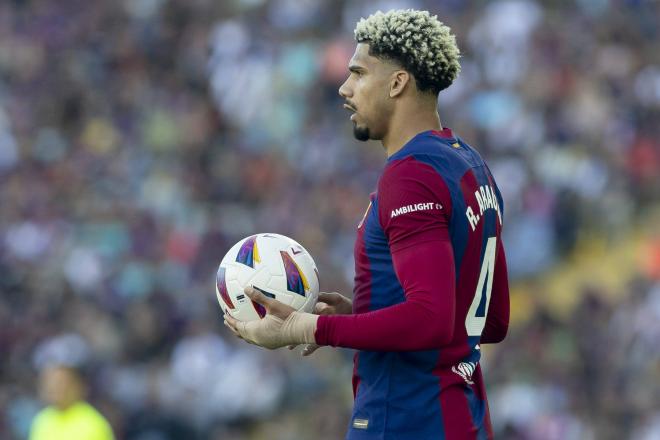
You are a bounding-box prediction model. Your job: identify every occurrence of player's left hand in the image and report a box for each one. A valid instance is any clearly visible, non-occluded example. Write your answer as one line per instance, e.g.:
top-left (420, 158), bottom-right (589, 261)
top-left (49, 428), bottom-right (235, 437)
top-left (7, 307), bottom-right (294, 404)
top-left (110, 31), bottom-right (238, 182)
top-left (223, 287), bottom-right (318, 350)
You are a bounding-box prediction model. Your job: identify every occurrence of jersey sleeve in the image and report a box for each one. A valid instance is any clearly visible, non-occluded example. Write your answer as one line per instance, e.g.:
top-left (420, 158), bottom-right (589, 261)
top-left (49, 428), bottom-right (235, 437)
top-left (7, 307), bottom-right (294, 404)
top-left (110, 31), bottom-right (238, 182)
top-left (377, 157), bottom-right (452, 251)
top-left (314, 157), bottom-right (457, 351)
top-left (315, 239), bottom-right (456, 351)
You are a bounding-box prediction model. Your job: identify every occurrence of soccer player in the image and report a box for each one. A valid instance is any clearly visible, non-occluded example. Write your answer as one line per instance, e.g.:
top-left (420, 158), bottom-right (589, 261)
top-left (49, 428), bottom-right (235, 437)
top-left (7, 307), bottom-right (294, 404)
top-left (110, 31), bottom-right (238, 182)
top-left (225, 9), bottom-right (510, 439)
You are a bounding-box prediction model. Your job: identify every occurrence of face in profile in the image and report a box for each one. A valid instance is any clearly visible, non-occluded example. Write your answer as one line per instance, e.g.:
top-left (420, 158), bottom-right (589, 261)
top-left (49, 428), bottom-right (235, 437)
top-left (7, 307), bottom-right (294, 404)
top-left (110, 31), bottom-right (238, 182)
top-left (39, 366), bottom-right (85, 410)
top-left (338, 43), bottom-right (397, 142)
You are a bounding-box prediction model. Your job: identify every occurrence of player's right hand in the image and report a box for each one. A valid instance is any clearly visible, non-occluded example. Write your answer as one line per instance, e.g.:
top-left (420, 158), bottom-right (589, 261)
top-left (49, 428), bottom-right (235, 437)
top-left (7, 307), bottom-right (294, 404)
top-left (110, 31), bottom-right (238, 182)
top-left (290, 291), bottom-right (353, 356)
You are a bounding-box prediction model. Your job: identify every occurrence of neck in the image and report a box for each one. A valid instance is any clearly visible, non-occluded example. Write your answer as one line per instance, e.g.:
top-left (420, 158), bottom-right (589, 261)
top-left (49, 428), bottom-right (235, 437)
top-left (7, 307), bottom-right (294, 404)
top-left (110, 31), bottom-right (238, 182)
top-left (382, 104), bottom-right (442, 157)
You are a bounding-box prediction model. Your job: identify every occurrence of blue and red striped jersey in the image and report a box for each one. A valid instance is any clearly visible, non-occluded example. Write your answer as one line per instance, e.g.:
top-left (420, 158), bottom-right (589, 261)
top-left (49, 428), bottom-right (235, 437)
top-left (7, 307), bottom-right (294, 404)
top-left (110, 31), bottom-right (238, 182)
top-left (316, 128), bottom-right (510, 439)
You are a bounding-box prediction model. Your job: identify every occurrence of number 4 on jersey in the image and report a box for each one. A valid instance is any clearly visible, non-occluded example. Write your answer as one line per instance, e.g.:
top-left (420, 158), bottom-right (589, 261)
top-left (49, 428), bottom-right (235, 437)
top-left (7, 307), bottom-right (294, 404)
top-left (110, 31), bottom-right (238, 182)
top-left (465, 237), bottom-right (497, 337)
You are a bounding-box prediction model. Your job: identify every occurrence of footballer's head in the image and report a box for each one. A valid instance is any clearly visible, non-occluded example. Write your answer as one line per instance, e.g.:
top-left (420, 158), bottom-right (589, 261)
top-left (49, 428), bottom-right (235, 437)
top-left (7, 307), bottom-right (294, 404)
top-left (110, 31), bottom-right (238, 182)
top-left (39, 365), bottom-right (87, 410)
top-left (339, 9), bottom-right (461, 142)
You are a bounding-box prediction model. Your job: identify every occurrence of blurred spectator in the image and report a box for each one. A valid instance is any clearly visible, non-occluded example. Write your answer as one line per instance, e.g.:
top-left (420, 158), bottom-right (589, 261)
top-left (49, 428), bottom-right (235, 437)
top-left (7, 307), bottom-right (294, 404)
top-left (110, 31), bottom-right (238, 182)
top-left (27, 335), bottom-right (114, 440)
top-left (29, 366), bottom-right (114, 440)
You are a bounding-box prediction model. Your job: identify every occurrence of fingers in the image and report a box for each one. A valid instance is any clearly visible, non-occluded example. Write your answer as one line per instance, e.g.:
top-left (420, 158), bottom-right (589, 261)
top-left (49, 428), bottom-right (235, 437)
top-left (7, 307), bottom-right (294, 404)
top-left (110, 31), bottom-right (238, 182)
top-left (245, 286), bottom-right (273, 310)
top-left (313, 302), bottom-right (332, 315)
top-left (302, 344), bottom-right (320, 356)
top-left (316, 292), bottom-right (353, 316)
top-left (318, 292), bottom-right (342, 305)
top-left (223, 312), bottom-right (244, 340)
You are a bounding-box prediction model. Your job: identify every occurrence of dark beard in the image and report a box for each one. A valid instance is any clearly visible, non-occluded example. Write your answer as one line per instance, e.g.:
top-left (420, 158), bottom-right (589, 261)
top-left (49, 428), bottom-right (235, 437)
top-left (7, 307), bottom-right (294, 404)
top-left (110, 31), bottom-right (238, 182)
top-left (353, 125), bottom-right (370, 141)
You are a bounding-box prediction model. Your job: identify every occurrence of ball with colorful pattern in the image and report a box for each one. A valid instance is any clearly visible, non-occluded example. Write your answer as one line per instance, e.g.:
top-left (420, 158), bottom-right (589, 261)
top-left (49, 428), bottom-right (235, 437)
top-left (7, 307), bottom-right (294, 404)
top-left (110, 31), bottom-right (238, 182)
top-left (216, 233), bottom-right (320, 322)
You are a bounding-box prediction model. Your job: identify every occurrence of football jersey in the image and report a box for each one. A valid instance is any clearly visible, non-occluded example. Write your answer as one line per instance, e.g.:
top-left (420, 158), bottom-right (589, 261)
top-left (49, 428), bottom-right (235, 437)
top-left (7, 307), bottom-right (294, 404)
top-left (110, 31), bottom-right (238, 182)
top-left (29, 401), bottom-right (114, 440)
top-left (316, 128), bottom-right (509, 439)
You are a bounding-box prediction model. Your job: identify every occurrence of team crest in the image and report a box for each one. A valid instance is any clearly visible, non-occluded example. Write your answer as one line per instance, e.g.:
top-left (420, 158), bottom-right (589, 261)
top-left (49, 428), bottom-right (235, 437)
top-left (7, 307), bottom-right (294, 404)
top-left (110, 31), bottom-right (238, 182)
top-left (280, 251), bottom-right (309, 296)
top-left (235, 235), bottom-right (261, 267)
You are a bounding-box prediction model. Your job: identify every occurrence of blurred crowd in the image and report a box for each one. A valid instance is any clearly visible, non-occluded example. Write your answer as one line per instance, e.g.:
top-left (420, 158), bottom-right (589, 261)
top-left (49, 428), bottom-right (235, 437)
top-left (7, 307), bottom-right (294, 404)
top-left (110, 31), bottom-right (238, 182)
top-left (0, 0), bottom-right (659, 439)
top-left (487, 274), bottom-right (660, 440)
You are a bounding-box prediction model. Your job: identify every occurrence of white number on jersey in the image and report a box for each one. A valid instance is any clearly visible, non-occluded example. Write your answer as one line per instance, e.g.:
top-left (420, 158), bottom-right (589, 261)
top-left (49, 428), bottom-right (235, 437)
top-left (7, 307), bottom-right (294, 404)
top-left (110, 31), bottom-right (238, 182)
top-left (465, 237), bottom-right (497, 337)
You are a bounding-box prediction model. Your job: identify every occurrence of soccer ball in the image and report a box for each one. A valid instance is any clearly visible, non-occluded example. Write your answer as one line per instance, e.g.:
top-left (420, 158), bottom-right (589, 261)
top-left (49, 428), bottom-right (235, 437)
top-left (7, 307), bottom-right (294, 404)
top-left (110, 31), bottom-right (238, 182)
top-left (216, 233), bottom-right (319, 321)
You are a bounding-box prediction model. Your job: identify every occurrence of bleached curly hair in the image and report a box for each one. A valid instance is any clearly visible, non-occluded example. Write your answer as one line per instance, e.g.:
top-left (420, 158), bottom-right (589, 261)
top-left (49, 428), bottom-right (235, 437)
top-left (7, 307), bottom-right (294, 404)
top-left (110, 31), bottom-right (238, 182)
top-left (355, 9), bottom-right (461, 95)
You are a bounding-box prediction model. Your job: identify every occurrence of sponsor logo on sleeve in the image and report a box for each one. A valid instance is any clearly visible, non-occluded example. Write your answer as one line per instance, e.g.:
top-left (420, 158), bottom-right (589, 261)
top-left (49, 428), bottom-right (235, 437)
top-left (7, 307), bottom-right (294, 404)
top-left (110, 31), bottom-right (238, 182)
top-left (390, 202), bottom-right (442, 218)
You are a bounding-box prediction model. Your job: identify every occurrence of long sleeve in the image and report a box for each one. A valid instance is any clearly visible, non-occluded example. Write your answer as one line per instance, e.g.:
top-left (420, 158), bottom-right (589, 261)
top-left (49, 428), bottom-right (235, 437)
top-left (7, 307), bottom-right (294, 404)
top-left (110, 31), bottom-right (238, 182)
top-left (315, 238), bottom-right (455, 350)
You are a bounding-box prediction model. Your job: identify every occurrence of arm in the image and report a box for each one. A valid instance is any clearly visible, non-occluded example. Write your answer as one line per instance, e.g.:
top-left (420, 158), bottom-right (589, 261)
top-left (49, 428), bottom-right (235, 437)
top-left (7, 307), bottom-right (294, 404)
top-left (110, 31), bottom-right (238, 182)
top-left (316, 157), bottom-right (455, 351)
top-left (315, 237), bottom-right (455, 351)
top-left (480, 239), bottom-right (509, 343)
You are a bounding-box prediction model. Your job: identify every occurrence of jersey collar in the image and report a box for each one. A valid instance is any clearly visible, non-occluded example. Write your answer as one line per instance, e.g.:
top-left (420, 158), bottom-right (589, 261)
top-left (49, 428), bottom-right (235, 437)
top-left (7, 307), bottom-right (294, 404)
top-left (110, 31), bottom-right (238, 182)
top-left (387, 128), bottom-right (456, 162)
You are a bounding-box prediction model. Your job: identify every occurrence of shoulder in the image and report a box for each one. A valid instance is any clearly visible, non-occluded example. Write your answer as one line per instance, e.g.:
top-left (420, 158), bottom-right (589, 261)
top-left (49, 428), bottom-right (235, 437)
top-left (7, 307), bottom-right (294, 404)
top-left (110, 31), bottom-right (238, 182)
top-left (31, 406), bottom-right (56, 426)
top-left (383, 133), bottom-right (478, 185)
top-left (74, 403), bottom-right (114, 437)
top-left (75, 401), bottom-right (103, 416)
top-left (376, 155), bottom-right (453, 232)
top-left (377, 155), bottom-right (451, 209)
top-left (30, 407), bottom-right (58, 439)
top-left (378, 155), bottom-right (446, 193)
top-left (32, 405), bottom-right (56, 419)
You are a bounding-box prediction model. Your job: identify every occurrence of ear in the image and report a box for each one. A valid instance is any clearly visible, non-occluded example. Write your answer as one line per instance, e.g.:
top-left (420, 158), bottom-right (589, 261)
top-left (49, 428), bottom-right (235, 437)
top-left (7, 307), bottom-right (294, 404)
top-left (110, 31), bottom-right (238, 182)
top-left (389, 70), bottom-right (410, 98)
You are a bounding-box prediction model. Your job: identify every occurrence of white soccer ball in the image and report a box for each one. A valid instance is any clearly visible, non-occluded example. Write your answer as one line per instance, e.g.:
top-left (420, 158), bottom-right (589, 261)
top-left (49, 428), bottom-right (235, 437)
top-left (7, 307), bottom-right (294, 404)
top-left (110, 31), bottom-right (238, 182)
top-left (216, 233), bottom-right (319, 321)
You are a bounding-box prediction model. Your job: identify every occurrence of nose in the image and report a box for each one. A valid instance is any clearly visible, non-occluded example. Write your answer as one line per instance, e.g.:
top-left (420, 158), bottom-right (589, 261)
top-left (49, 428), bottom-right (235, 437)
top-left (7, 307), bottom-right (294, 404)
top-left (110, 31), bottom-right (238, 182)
top-left (338, 78), bottom-right (351, 99)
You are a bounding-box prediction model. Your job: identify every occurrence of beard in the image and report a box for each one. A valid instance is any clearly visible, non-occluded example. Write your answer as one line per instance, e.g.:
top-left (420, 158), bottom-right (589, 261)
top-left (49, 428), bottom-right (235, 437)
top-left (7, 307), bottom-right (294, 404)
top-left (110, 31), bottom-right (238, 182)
top-left (353, 124), bottom-right (370, 141)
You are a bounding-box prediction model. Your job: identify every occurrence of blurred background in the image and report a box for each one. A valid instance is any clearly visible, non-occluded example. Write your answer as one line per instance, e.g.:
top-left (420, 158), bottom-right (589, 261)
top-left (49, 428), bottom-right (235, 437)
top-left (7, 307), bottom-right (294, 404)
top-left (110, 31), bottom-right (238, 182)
top-left (1, 0), bottom-right (659, 439)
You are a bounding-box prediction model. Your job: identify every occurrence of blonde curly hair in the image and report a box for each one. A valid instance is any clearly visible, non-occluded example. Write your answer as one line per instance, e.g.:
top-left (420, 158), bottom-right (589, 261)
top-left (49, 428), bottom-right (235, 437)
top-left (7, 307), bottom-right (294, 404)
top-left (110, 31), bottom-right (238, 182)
top-left (354, 9), bottom-right (461, 94)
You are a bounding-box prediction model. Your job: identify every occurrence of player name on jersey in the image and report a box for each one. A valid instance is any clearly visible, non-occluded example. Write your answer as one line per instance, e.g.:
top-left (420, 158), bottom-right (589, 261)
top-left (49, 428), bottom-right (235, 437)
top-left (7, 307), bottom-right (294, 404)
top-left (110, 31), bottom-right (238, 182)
top-left (390, 202), bottom-right (442, 218)
top-left (465, 184), bottom-right (502, 231)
